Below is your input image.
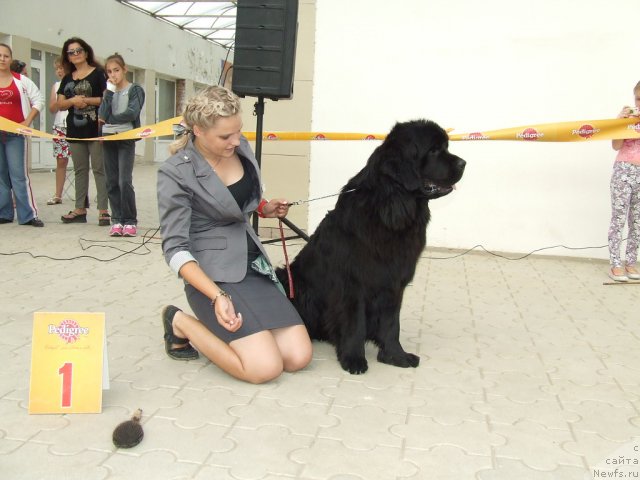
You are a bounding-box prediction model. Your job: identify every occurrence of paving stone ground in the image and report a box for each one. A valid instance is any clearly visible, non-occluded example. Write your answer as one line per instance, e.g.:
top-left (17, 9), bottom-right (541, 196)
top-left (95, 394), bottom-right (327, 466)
top-left (1, 164), bottom-right (639, 480)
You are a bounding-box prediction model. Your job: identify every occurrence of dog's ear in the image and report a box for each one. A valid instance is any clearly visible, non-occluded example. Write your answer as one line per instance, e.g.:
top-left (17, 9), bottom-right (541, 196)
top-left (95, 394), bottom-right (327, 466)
top-left (377, 139), bottom-right (423, 192)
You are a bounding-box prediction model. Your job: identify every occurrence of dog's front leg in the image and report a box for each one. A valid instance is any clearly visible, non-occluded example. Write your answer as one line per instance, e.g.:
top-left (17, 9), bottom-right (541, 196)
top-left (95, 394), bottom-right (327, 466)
top-left (376, 307), bottom-right (420, 368)
top-left (335, 299), bottom-right (368, 374)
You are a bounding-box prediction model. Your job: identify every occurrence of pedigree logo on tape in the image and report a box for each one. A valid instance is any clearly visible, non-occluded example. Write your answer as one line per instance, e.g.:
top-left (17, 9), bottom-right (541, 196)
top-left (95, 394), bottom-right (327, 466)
top-left (573, 124), bottom-right (601, 139)
top-left (137, 128), bottom-right (154, 138)
top-left (462, 132), bottom-right (490, 141)
top-left (628, 121), bottom-right (640, 132)
top-left (517, 128), bottom-right (544, 141)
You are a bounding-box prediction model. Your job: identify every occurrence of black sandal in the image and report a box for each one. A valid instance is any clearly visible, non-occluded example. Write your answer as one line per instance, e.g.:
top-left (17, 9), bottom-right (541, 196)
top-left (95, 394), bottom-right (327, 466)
top-left (98, 212), bottom-right (111, 227)
top-left (161, 305), bottom-right (199, 361)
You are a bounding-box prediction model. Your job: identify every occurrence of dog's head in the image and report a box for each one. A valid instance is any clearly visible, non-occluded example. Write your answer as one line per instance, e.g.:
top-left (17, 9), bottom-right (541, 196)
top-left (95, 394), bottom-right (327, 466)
top-left (368, 119), bottom-right (466, 199)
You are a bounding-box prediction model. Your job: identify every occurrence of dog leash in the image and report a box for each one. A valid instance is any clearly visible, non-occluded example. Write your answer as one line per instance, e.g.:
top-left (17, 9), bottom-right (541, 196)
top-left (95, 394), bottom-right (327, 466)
top-left (278, 219), bottom-right (295, 299)
top-left (286, 188), bottom-right (356, 207)
top-left (278, 189), bottom-right (356, 299)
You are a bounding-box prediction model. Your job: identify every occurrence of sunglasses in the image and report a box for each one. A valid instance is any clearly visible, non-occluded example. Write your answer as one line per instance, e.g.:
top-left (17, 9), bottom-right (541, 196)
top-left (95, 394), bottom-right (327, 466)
top-left (66, 47), bottom-right (85, 57)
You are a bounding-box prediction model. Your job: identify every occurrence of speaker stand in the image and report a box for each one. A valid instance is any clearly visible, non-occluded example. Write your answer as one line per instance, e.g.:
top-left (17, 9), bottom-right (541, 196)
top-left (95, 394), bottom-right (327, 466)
top-left (252, 96), bottom-right (310, 243)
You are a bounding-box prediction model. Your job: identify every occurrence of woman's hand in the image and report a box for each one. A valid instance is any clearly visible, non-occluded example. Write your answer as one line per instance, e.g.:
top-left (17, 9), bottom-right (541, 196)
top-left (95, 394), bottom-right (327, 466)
top-left (72, 96), bottom-right (88, 109)
top-left (213, 296), bottom-right (243, 332)
top-left (263, 198), bottom-right (290, 219)
top-left (618, 106), bottom-right (636, 118)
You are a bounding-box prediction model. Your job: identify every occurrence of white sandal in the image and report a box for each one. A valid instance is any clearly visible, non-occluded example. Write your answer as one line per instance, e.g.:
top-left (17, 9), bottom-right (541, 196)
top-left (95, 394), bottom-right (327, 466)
top-left (625, 265), bottom-right (640, 280)
top-left (46, 196), bottom-right (62, 205)
top-left (609, 267), bottom-right (629, 282)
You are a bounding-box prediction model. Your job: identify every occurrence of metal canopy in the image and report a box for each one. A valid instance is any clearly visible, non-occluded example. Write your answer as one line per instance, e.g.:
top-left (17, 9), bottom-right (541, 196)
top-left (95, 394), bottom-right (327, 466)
top-left (117, 1), bottom-right (237, 48)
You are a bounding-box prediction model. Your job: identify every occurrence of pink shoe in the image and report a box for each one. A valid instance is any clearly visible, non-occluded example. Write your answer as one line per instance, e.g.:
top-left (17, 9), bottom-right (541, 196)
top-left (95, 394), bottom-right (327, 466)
top-left (122, 224), bottom-right (137, 237)
top-left (109, 223), bottom-right (123, 237)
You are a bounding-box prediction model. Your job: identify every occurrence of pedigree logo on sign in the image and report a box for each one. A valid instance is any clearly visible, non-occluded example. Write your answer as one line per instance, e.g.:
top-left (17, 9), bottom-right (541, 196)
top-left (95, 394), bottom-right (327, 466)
top-left (48, 319), bottom-right (90, 343)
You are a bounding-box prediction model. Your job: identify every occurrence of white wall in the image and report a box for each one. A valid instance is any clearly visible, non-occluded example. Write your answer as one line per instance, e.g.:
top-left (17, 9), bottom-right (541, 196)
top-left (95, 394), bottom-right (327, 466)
top-left (312, 0), bottom-right (639, 259)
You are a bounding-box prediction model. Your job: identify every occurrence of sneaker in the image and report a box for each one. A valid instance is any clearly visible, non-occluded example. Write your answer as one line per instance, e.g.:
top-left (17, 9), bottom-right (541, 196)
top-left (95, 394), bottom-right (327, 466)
top-left (122, 224), bottom-right (137, 237)
top-left (22, 217), bottom-right (44, 227)
top-left (109, 223), bottom-right (123, 237)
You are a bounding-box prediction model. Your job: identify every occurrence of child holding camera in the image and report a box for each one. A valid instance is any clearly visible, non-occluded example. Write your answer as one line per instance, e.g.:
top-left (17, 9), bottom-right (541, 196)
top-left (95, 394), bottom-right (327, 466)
top-left (608, 81), bottom-right (640, 282)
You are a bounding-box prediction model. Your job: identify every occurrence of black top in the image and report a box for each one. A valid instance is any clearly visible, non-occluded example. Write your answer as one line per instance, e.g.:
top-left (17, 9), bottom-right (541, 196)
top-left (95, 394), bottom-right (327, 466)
top-left (227, 156), bottom-right (261, 263)
top-left (57, 68), bottom-right (107, 140)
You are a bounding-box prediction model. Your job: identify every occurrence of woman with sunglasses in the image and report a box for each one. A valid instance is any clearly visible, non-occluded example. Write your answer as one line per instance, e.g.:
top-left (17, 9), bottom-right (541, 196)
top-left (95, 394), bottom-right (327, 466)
top-left (0, 43), bottom-right (44, 227)
top-left (57, 37), bottom-right (109, 225)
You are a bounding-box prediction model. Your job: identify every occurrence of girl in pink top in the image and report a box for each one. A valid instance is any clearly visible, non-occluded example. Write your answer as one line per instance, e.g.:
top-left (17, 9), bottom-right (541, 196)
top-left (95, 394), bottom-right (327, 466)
top-left (609, 80), bottom-right (640, 281)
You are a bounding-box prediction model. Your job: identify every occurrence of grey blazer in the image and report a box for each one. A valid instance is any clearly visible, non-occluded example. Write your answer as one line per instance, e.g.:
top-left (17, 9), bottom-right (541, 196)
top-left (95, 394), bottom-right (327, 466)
top-left (157, 136), bottom-right (270, 283)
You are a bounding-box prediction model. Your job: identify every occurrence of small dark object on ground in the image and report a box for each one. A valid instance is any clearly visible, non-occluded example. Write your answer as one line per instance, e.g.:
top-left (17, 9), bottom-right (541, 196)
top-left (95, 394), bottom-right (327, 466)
top-left (112, 408), bottom-right (144, 448)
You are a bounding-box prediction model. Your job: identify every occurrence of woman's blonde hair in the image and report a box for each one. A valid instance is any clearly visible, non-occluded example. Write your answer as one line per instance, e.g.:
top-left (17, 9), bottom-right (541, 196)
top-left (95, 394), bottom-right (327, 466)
top-left (169, 86), bottom-right (241, 154)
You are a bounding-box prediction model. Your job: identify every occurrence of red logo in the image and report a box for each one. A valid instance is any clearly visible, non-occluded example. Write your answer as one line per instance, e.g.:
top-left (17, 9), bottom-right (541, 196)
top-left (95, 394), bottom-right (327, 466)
top-left (48, 319), bottom-right (89, 344)
top-left (572, 124), bottom-right (599, 139)
top-left (16, 128), bottom-right (32, 136)
top-left (629, 122), bottom-right (640, 132)
top-left (364, 134), bottom-right (376, 140)
top-left (137, 128), bottom-right (153, 138)
top-left (0, 90), bottom-right (13, 101)
top-left (517, 128), bottom-right (544, 141)
top-left (314, 133), bottom-right (327, 140)
top-left (266, 133), bottom-right (278, 140)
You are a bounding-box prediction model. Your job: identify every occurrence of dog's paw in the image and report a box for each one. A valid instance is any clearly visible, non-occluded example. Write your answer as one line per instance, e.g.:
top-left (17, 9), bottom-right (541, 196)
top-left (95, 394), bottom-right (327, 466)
top-left (377, 350), bottom-right (420, 368)
top-left (339, 355), bottom-right (369, 375)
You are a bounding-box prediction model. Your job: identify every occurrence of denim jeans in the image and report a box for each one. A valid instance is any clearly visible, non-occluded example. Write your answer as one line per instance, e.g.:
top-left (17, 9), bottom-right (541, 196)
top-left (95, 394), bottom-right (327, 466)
top-left (0, 132), bottom-right (38, 224)
top-left (103, 139), bottom-right (137, 225)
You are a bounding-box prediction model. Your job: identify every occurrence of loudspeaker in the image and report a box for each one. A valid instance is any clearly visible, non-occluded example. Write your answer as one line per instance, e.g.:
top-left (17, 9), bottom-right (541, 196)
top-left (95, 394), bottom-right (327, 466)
top-left (232, 0), bottom-right (298, 100)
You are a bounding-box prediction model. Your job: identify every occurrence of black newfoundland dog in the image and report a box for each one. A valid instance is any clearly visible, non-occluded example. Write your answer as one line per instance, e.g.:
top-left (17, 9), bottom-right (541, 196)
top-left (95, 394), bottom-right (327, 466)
top-left (276, 119), bottom-right (466, 374)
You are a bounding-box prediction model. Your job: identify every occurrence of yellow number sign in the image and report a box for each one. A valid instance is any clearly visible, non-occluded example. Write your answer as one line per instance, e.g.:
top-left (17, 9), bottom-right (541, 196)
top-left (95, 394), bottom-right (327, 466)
top-left (29, 312), bottom-right (108, 414)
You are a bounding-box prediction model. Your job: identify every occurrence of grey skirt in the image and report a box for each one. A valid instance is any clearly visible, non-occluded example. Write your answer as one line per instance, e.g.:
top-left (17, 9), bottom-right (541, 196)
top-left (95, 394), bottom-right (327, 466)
top-left (185, 267), bottom-right (303, 344)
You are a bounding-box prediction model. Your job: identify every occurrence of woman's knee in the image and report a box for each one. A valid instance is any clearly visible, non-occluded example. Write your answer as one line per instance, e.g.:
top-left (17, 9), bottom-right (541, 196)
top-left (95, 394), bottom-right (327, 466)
top-left (283, 344), bottom-right (313, 372)
top-left (244, 358), bottom-right (283, 384)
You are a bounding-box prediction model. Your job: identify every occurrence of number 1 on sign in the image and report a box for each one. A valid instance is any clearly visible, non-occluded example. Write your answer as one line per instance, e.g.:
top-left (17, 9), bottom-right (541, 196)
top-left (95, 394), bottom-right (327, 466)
top-left (58, 362), bottom-right (72, 407)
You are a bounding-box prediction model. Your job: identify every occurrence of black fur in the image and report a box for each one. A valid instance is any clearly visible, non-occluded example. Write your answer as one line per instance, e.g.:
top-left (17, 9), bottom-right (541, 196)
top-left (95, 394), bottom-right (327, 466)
top-left (276, 120), bottom-right (466, 374)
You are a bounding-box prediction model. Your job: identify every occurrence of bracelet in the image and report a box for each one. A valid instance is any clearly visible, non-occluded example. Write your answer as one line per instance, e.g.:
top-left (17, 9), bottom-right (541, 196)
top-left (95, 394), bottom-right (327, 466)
top-left (211, 289), bottom-right (231, 306)
top-left (257, 199), bottom-right (268, 218)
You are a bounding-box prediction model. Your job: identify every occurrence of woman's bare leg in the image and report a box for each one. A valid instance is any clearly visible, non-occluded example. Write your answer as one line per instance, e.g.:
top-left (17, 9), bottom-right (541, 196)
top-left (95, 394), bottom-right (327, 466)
top-left (271, 325), bottom-right (312, 372)
top-left (55, 158), bottom-right (68, 199)
top-left (171, 310), bottom-right (285, 384)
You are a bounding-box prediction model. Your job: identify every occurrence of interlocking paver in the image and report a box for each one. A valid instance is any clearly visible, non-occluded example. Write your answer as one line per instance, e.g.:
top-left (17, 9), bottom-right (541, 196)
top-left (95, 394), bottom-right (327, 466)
top-left (3, 442), bottom-right (110, 480)
top-left (2, 165), bottom-right (640, 478)
top-left (491, 419), bottom-right (583, 470)
top-left (208, 425), bottom-right (312, 478)
top-left (231, 397), bottom-right (338, 435)
top-left (392, 416), bottom-right (505, 456)
top-left (403, 445), bottom-right (491, 480)
top-left (291, 438), bottom-right (418, 479)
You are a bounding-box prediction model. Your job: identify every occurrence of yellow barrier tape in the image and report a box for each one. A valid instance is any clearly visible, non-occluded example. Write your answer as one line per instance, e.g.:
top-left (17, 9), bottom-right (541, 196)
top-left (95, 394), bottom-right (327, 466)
top-left (0, 116), bottom-right (181, 141)
top-left (2, 115), bottom-right (640, 142)
top-left (448, 117), bottom-right (640, 142)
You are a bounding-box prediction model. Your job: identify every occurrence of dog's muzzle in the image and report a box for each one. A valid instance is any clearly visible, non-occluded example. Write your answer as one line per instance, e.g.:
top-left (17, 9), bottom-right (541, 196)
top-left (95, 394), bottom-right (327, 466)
top-left (422, 181), bottom-right (455, 199)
